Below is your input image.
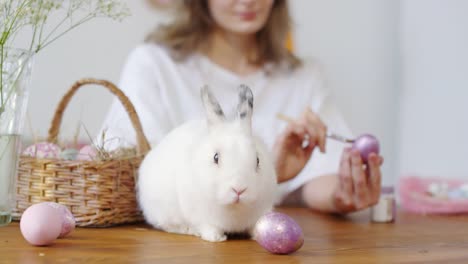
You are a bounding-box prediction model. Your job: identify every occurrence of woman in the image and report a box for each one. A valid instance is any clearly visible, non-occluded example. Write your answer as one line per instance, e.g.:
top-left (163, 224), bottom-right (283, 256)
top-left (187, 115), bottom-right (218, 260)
top-left (100, 0), bottom-right (383, 213)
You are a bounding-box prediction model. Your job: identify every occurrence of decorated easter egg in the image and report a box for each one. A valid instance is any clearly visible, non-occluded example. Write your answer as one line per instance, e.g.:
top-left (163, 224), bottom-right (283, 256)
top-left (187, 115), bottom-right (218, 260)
top-left (44, 202), bottom-right (76, 238)
top-left (77, 145), bottom-right (98, 161)
top-left (20, 203), bottom-right (62, 246)
top-left (22, 142), bottom-right (61, 159)
top-left (254, 212), bottom-right (304, 254)
top-left (59, 148), bottom-right (79, 160)
top-left (427, 182), bottom-right (449, 198)
top-left (351, 134), bottom-right (380, 163)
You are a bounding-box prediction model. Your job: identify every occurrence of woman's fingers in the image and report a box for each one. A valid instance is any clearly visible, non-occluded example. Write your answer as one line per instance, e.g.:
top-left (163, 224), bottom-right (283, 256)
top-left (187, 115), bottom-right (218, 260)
top-left (282, 116), bottom-right (319, 152)
top-left (276, 121), bottom-right (306, 150)
top-left (303, 108), bottom-right (327, 153)
top-left (378, 156), bottom-right (384, 166)
top-left (278, 108), bottom-right (327, 153)
top-left (367, 153), bottom-right (382, 204)
top-left (350, 149), bottom-right (370, 209)
top-left (338, 148), bottom-right (353, 207)
top-left (284, 120), bottom-right (306, 138)
top-left (334, 149), bottom-right (385, 213)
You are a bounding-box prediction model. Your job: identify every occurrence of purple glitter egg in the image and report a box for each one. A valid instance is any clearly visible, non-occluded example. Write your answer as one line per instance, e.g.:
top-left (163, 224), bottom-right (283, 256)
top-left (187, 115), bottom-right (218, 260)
top-left (254, 212), bottom-right (304, 254)
top-left (352, 134), bottom-right (380, 163)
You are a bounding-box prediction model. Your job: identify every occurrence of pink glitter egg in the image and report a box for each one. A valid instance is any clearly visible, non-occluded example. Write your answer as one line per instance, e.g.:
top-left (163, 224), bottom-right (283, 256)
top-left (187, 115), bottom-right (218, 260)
top-left (44, 202), bottom-right (76, 238)
top-left (76, 145), bottom-right (98, 161)
top-left (352, 134), bottom-right (380, 163)
top-left (22, 142), bottom-right (61, 159)
top-left (254, 212), bottom-right (304, 254)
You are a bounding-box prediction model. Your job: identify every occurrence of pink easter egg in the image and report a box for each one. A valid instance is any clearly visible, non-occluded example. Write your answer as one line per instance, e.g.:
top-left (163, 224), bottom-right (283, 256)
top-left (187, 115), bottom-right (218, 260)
top-left (254, 212), bottom-right (304, 254)
top-left (77, 145), bottom-right (98, 161)
top-left (44, 202), bottom-right (76, 238)
top-left (20, 203), bottom-right (62, 246)
top-left (22, 142), bottom-right (61, 159)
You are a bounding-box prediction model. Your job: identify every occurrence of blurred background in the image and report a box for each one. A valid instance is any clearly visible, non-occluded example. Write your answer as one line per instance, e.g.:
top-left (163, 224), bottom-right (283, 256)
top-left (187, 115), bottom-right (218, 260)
top-left (20, 0), bottom-right (468, 187)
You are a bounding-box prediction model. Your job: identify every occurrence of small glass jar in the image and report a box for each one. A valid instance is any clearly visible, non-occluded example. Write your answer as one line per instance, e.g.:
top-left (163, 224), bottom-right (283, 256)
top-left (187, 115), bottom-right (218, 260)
top-left (371, 186), bottom-right (396, 223)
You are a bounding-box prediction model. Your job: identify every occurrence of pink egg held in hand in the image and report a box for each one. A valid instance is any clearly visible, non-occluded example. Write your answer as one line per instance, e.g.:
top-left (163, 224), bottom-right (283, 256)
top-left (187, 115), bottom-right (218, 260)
top-left (20, 203), bottom-right (62, 246)
top-left (254, 212), bottom-right (304, 254)
top-left (352, 134), bottom-right (380, 163)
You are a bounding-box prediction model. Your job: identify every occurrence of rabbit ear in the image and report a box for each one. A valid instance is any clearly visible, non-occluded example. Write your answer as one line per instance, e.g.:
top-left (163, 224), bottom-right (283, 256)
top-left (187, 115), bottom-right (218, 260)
top-left (201, 85), bottom-right (225, 125)
top-left (237, 84), bottom-right (254, 131)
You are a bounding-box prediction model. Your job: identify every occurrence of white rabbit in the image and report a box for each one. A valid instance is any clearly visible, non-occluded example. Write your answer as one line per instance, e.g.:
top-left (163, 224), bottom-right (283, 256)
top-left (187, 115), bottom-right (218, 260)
top-left (137, 85), bottom-right (277, 242)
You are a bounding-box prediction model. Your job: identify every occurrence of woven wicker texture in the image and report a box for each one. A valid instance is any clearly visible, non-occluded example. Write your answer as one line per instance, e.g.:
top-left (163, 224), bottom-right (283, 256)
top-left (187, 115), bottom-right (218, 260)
top-left (13, 78), bottom-right (150, 227)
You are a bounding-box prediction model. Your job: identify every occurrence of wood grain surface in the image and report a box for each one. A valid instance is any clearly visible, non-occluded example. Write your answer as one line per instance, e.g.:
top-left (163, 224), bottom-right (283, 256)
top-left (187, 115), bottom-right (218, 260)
top-left (1, 207), bottom-right (468, 263)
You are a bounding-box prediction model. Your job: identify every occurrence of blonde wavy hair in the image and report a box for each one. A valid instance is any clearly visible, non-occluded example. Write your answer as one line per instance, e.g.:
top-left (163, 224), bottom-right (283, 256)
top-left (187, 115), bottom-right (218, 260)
top-left (146, 0), bottom-right (301, 70)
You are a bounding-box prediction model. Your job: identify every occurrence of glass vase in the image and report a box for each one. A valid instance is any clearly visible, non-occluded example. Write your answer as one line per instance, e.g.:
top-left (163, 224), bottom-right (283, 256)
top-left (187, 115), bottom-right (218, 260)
top-left (0, 48), bottom-right (33, 226)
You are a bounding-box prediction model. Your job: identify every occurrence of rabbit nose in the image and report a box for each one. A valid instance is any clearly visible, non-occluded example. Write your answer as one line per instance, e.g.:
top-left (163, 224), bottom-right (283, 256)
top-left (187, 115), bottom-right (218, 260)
top-left (231, 187), bottom-right (247, 196)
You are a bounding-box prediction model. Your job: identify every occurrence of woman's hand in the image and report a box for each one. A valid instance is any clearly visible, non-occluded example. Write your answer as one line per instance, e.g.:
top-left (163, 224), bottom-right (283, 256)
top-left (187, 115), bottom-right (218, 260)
top-left (332, 148), bottom-right (384, 213)
top-left (274, 108), bottom-right (327, 183)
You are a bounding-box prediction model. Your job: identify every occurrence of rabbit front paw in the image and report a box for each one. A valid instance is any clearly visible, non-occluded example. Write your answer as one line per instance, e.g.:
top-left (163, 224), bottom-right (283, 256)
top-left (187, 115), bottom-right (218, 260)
top-left (199, 226), bottom-right (227, 242)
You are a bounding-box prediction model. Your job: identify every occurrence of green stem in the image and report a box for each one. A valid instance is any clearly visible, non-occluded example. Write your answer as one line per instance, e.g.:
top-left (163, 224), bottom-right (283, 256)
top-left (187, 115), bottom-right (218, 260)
top-left (3, 56), bottom-right (28, 107)
top-left (4, 0), bottom-right (31, 43)
top-left (28, 23), bottom-right (38, 52)
top-left (0, 44), bottom-right (4, 108)
top-left (41, 14), bottom-right (71, 49)
top-left (0, 135), bottom-right (13, 163)
top-left (0, 0), bottom-right (29, 107)
top-left (37, 2), bottom-right (48, 50)
top-left (1, 1), bottom-right (13, 38)
top-left (28, 0), bottom-right (44, 52)
top-left (0, 0), bottom-right (31, 115)
top-left (37, 19), bottom-right (46, 49)
top-left (38, 14), bottom-right (95, 52)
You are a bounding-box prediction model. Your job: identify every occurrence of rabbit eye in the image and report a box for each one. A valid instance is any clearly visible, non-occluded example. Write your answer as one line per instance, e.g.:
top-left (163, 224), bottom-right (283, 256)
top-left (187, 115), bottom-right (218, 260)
top-left (256, 157), bottom-right (259, 168)
top-left (214, 153), bottom-right (219, 164)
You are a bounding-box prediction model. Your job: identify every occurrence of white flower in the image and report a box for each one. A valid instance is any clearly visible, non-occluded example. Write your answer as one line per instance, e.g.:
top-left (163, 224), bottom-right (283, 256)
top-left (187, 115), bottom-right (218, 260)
top-left (0, 0), bottom-right (130, 113)
top-left (96, 0), bottom-right (130, 21)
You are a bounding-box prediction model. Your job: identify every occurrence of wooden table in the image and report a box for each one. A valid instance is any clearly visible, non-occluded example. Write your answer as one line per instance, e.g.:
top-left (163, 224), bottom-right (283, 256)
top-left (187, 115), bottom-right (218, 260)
top-left (1, 207), bottom-right (468, 263)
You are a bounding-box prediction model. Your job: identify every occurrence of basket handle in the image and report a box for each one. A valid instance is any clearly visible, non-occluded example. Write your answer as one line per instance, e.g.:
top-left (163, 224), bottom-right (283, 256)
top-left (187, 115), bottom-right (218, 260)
top-left (47, 78), bottom-right (151, 154)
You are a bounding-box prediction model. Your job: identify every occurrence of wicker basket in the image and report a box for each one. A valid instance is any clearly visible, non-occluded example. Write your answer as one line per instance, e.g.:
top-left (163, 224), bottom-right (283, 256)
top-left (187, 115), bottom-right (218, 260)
top-left (13, 78), bottom-right (151, 227)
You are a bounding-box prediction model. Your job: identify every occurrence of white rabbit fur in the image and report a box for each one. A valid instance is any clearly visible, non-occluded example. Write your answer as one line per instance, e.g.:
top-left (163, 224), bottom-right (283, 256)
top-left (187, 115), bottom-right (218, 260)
top-left (137, 85), bottom-right (277, 242)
